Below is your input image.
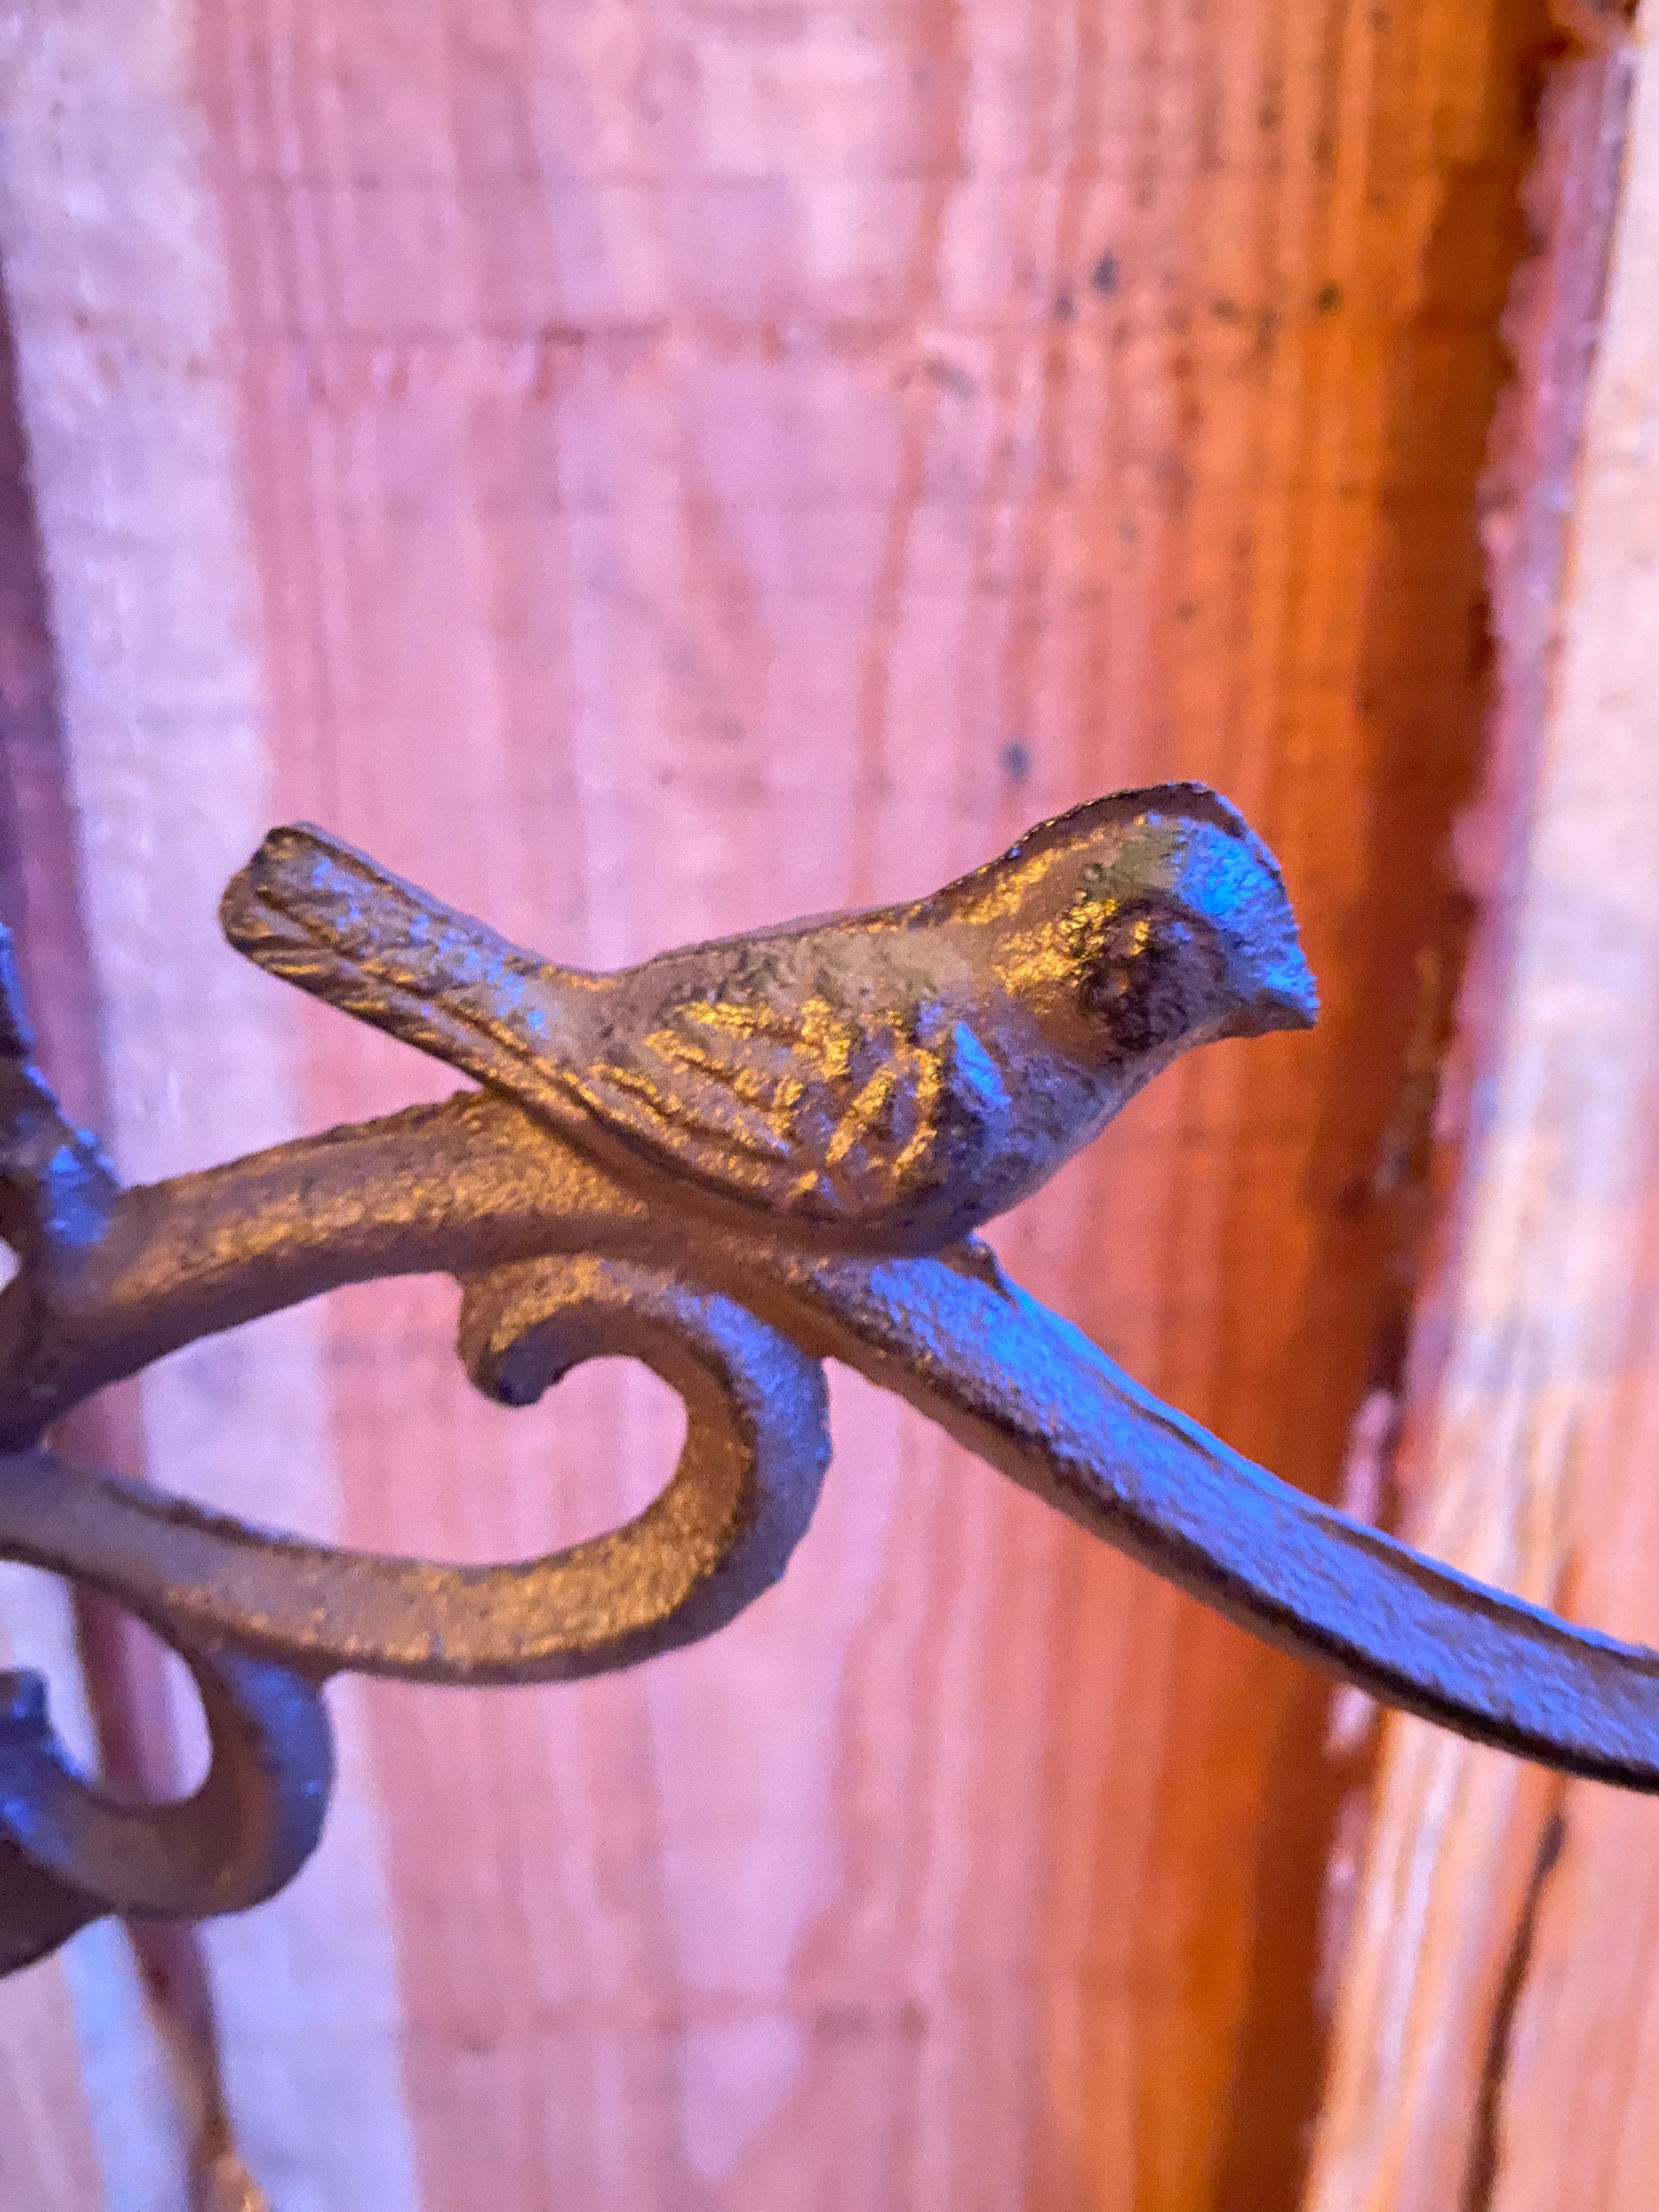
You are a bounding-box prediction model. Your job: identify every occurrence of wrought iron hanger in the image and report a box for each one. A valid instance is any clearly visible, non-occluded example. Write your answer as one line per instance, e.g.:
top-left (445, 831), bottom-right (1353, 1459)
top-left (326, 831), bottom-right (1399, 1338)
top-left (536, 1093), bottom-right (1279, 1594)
top-left (4, 781), bottom-right (1656, 1976)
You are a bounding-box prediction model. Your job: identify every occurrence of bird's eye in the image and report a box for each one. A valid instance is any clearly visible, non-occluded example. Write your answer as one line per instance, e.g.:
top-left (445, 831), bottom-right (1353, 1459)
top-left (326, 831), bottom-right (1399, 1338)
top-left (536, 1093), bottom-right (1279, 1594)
top-left (1075, 900), bottom-right (1221, 1054)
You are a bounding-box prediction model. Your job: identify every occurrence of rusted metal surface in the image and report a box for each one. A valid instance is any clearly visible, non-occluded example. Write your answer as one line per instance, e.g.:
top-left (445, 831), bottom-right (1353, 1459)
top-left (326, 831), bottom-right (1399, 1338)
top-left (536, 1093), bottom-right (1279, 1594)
top-left (3, 780), bottom-right (1658, 1976)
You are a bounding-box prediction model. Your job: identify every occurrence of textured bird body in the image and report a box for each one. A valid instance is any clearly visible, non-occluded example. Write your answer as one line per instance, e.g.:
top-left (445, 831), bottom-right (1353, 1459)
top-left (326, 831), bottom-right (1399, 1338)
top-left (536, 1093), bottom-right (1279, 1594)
top-left (221, 784), bottom-right (1317, 1254)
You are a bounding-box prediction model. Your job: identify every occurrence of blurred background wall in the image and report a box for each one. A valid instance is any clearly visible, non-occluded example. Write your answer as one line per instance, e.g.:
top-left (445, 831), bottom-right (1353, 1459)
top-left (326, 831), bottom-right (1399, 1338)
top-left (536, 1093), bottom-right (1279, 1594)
top-left (0, 2), bottom-right (1649, 2208)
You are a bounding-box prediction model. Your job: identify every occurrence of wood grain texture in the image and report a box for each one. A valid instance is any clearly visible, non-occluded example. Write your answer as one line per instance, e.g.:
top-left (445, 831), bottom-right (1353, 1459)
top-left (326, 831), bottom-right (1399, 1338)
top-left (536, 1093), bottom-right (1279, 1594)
top-left (0, 1949), bottom-right (103, 2212)
top-left (2, 0), bottom-right (1555, 2203)
top-left (1304, 21), bottom-right (1659, 2212)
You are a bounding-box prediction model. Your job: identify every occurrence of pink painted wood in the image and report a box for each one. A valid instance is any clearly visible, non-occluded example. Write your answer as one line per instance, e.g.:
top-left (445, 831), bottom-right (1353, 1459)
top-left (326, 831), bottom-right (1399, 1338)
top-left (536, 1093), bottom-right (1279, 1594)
top-left (0, 0), bottom-right (1563, 2201)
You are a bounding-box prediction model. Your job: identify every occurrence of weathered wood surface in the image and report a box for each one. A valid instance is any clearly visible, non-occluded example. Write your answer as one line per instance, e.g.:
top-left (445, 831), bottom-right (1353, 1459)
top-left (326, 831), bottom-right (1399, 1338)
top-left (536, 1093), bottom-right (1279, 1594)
top-left (0, 273), bottom-right (196, 2212)
top-left (0, 0), bottom-right (1558, 2203)
top-left (1305, 19), bottom-right (1659, 2212)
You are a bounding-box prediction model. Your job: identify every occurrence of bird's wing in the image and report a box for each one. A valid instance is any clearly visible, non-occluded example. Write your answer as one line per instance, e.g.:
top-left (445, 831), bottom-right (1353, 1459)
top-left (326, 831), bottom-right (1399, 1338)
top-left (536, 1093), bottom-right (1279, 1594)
top-left (562, 978), bottom-right (1011, 1231)
top-left (220, 826), bottom-right (588, 1128)
top-left (223, 826), bottom-right (1008, 1231)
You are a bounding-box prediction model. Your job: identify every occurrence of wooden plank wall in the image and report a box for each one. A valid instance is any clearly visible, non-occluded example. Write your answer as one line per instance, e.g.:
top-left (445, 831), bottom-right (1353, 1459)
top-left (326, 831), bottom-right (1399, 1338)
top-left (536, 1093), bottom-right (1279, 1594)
top-left (0, 0), bottom-right (1578, 2205)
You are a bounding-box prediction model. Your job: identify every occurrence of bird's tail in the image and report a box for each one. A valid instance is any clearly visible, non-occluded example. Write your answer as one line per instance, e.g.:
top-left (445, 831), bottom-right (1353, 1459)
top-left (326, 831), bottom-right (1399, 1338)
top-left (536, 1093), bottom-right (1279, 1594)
top-left (221, 826), bottom-right (584, 1105)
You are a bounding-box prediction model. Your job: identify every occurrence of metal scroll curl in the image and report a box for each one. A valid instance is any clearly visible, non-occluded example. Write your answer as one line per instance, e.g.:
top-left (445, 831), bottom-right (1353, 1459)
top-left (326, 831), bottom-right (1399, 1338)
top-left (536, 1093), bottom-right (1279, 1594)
top-left (0, 1642), bottom-right (331, 1977)
top-left (6, 781), bottom-right (1659, 1977)
top-left (0, 1257), bottom-right (829, 1962)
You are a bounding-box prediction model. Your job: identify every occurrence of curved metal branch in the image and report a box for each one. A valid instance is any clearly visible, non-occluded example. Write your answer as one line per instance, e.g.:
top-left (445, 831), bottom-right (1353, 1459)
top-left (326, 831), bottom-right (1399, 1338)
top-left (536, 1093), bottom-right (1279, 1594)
top-left (0, 1092), bottom-right (582, 1451)
top-left (4, 1103), bottom-right (1659, 1792)
top-left (0, 1256), bottom-right (829, 1684)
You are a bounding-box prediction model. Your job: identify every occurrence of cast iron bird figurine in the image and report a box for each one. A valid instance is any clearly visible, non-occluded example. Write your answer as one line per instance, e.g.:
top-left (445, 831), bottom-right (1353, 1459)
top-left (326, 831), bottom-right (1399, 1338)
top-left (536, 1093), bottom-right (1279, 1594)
top-left (18, 775), bottom-right (1659, 1997)
top-left (221, 782), bottom-right (1317, 1254)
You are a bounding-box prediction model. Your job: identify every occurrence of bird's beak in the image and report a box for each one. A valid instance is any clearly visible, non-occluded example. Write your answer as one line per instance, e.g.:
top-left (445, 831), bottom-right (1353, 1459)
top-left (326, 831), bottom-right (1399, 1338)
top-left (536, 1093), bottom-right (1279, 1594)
top-left (1257, 986), bottom-right (1319, 1036)
top-left (1222, 930), bottom-right (1319, 1038)
top-left (1254, 960), bottom-right (1320, 1035)
top-left (1202, 843), bottom-right (1320, 1040)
